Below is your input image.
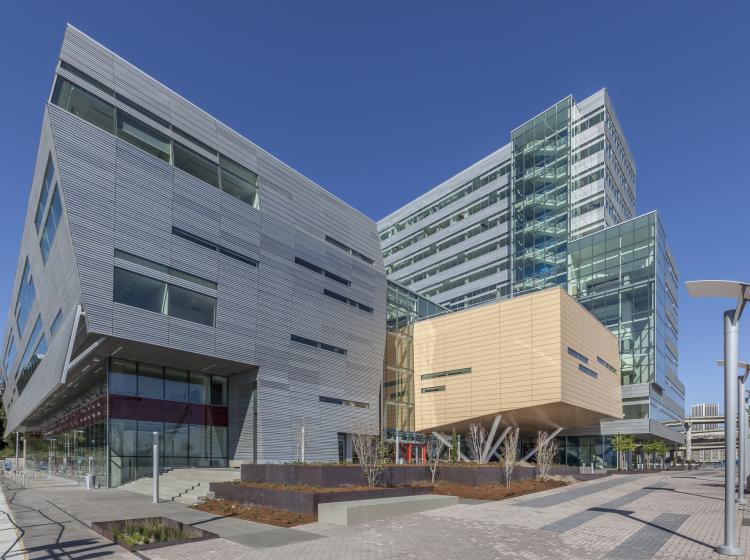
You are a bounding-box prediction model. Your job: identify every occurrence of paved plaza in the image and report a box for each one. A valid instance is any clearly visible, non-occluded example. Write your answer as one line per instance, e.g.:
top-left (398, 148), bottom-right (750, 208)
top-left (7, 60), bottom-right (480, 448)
top-left (2, 469), bottom-right (750, 559)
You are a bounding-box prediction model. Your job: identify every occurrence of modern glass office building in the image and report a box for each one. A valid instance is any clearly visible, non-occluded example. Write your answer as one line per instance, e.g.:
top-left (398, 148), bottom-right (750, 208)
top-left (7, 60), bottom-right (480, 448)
top-left (378, 91), bottom-right (684, 453)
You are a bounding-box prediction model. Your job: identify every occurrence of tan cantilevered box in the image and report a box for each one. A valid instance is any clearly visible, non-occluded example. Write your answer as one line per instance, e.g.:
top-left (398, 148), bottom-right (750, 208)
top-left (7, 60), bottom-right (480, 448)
top-left (413, 287), bottom-right (622, 433)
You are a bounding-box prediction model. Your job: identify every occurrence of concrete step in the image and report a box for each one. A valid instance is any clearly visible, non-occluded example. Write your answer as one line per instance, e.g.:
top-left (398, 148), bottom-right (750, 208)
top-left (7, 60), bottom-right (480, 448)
top-left (121, 467), bottom-right (239, 503)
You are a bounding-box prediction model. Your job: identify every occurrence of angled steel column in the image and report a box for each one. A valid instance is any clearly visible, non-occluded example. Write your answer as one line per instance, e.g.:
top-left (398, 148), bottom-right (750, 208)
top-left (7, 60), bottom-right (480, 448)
top-left (718, 310), bottom-right (742, 556)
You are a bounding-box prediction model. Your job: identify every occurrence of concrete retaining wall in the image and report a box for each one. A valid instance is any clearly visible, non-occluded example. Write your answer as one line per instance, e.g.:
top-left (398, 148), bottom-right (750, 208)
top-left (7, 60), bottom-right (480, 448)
top-left (209, 482), bottom-right (434, 514)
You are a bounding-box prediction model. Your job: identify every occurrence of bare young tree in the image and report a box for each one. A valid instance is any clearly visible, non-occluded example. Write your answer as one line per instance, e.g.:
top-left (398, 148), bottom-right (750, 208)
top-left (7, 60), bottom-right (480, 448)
top-left (467, 422), bottom-right (488, 463)
top-left (502, 427), bottom-right (520, 488)
top-left (535, 430), bottom-right (558, 482)
top-left (352, 425), bottom-right (387, 487)
top-left (426, 436), bottom-right (446, 484)
top-left (294, 417), bottom-right (307, 463)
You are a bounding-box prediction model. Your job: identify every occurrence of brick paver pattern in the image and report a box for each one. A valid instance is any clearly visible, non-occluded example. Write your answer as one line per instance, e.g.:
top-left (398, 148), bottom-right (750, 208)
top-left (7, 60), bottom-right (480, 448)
top-left (140, 469), bottom-right (750, 560)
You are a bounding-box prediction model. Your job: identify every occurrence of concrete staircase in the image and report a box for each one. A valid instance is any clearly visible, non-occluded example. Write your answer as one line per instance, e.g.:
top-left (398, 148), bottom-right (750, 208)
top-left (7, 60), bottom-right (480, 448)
top-left (121, 467), bottom-right (240, 505)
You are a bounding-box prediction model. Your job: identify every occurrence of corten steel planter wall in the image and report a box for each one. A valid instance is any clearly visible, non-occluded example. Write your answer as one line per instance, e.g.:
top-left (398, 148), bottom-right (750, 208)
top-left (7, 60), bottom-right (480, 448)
top-left (91, 517), bottom-right (218, 553)
top-left (210, 482), bottom-right (434, 515)
top-left (239, 464), bottom-right (602, 488)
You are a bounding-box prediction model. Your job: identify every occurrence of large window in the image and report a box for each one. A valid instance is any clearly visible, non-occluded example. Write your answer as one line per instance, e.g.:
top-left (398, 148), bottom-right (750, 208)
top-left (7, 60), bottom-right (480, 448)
top-left (3, 337), bottom-right (17, 380)
top-left (173, 142), bottom-right (219, 188)
top-left (168, 284), bottom-right (216, 326)
top-left (51, 77), bottom-right (115, 134)
top-left (113, 268), bottom-right (168, 315)
top-left (34, 157), bottom-right (55, 232)
top-left (113, 267), bottom-right (215, 326)
top-left (15, 259), bottom-right (36, 334)
top-left (40, 187), bottom-right (63, 263)
top-left (16, 316), bottom-right (47, 395)
top-left (52, 72), bottom-right (262, 209)
top-left (109, 358), bottom-right (228, 407)
top-left (117, 111), bottom-right (171, 163)
top-left (219, 155), bottom-right (259, 207)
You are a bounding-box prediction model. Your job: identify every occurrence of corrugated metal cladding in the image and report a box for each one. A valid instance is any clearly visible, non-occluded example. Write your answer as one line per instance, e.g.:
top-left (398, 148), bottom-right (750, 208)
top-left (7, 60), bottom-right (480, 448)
top-left (1, 25), bottom-right (386, 463)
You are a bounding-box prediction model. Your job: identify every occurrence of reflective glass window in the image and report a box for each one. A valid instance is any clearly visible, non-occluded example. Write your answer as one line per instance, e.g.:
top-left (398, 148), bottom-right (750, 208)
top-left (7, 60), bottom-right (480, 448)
top-left (168, 284), bottom-right (215, 326)
top-left (210, 375), bottom-right (227, 406)
top-left (173, 142), bottom-right (219, 187)
top-left (165, 368), bottom-right (189, 402)
top-left (109, 418), bottom-right (137, 456)
top-left (138, 363), bottom-right (164, 400)
top-left (116, 111), bottom-right (171, 163)
top-left (109, 358), bottom-right (138, 396)
top-left (113, 268), bottom-right (168, 315)
top-left (3, 337), bottom-right (16, 378)
top-left (49, 309), bottom-right (63, 336)
top-left (40, 187), bottom-right (62, 263)
top-left (137, 421), bottom-right (163, 457)
top-left (219, 155), bottom-right (259, 207)
top-left (188, 372), bottom-right (210, 404)
top-left (51, 77), bottom-right (115, 134)
top-left (164, 423), bottom-right (189, 458)
top-left (34, 157), bottom-right (55, 232)
top-left (188, 424), bottom-right (207, 457)
top-left (15, 259), bottom-right (36, 334)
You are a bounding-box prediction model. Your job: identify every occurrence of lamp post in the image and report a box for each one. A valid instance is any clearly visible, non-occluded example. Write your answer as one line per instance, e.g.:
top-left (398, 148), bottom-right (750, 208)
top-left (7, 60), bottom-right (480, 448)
top-left (718, 360), bottom-right (750, 505)
top-left (687, 280), bottom-right (750, 556)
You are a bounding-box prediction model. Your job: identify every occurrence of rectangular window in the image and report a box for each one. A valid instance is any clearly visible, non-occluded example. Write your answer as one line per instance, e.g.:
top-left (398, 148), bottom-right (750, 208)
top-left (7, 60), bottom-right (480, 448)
top-left (323, 289), bottom-right (373, 313)
top-left (210, 375), bottom-right (228, 406)
top-left (15, 316), bottom-right (46, 395)
top-left (3, 337), bottom-right (17, 379)
top-left (173, 142), bottom-right (219, 187)
top-left (168, 284), bottom-right (215, 326)
top-left (113, 267), bottom-right (216, 327)
top-left (34, 157), bottom-right (55, 232)
top-left (49, 309), bottom-right (63, 336)
top-left (116, 110), bottom-right (171, 163)
top-left (294, 257), bottom-right (350, 286)
top-left (319, 395), bottom-right (369, 409)
top-left (51, 77), bottom-right (115, 134)
top-left (420, 367), bottom-right (471, 380)
top-left (325, 235), bottom-right (374, 265)
top-left (113, 267), bottom-right (168, 315)
top-left (290, 334), bottom-right (347, 355)
top-left (165, 368), bottom-right (189, 402)
top-left (219, 155), bottom-right (259, 208)
top-left (115, 249), bottom-right (217, 289)
top-left (138, 363), bottom-right (164, 400)
top-left (567, 347), bottom-right (589, 364)
top-left (188, 372), bottom-right (210, 404)
top-left (40, 187), bottom-right (62, 263)
top-left (421, 386), bottom-right (446, 393)
top-left (109, 358), bottom-right (138, 396)
top-left (15, 259), bottom-right (36, 335)
top-left (172, 227), bottom-right (258, 267)
top-left (597, 356), bottom-right (617, 374)
top-left (578, 364), bottom-right (598, 379)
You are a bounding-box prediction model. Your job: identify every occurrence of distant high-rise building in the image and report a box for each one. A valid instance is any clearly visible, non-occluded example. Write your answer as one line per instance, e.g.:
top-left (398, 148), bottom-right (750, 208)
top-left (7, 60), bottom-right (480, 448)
top-left (691, 402), bottom-right (720, 430)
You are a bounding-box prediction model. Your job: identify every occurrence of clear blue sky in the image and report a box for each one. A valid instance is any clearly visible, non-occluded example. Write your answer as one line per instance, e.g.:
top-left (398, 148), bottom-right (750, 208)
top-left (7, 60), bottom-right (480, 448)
top-left (0, 2), bottom-right (747, 413)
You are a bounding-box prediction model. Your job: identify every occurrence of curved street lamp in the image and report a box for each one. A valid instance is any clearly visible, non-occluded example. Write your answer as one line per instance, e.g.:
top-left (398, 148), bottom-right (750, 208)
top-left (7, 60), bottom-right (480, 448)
top-left (687, 280), bottom-right (750, 556)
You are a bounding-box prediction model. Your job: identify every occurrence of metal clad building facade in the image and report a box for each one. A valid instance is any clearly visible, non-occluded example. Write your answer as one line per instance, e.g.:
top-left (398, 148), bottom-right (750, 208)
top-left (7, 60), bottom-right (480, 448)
top-left (1, 26), bottom-right (386, 484)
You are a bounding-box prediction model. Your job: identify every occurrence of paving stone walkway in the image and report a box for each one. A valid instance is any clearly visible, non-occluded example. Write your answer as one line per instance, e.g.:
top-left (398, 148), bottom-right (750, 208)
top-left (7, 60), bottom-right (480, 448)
top-left (2, 469), bottom-right (750, 559)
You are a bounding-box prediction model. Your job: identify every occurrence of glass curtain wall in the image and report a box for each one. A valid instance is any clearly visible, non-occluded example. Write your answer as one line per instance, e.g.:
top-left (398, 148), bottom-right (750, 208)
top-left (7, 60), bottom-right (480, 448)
top-left (511, 98), bottom-right (571, 294)
top-left (383, 281), bottom-right (446, 440)
top-left (108, 358), bottom-right (228, 487)
top-left (23, 367), bottom-right (108, 485)
top-left (567, 214), bottom-right (656, 386)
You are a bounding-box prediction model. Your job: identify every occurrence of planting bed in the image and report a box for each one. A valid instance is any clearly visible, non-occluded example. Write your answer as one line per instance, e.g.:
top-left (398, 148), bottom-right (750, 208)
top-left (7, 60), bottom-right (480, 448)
top-left (194, 499), bottom-right (316, 527)
top-left (210, 481), bottom-right (434, 515)
top-left (91, 517), bottom-right (217, 553)
top-left (429, 478), bottom-right (568, 500)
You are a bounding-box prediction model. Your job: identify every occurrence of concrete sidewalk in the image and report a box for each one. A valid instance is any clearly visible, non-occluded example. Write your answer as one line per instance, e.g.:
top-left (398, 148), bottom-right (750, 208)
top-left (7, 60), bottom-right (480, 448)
top-left (0, 474), bottom-right (325, 558)
top-left (3, 469), bottom-right (750, 559)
